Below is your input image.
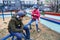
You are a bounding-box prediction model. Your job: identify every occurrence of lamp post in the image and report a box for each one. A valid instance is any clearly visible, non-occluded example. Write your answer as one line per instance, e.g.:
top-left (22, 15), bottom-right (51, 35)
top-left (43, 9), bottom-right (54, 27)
top-left (2, 0), bottom-right (7, 21)
top-left (1, 5), bottom-right (5, 21)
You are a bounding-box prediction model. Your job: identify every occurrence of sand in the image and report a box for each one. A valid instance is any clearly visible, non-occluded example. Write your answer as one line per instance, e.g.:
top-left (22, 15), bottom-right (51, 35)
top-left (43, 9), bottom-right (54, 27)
top-left (0, 16), bottom-right (60, 40)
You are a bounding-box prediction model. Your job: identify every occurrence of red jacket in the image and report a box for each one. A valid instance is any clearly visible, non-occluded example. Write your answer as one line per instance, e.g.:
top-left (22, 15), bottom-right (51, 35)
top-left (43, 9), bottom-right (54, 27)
top-left (32, 9), bottom-right (40, 20)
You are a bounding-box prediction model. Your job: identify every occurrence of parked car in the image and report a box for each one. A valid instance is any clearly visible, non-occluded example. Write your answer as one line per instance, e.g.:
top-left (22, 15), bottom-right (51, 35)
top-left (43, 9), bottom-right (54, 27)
top-left (43, 7), bottom-right (52, 12)
top-left (39, 5), bottom-right (52, 12)
top-left (39, 6), bottom-right (44, 11)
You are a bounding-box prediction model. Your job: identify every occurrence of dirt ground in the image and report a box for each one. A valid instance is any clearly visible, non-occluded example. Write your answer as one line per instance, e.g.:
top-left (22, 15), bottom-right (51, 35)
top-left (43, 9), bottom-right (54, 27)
top-left (0, 16), bottom-right (60, 40)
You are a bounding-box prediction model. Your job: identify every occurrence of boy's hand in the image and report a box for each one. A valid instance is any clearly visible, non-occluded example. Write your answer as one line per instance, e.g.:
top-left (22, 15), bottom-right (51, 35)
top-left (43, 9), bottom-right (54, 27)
top-left (23, 30), bottom-right (25, 33)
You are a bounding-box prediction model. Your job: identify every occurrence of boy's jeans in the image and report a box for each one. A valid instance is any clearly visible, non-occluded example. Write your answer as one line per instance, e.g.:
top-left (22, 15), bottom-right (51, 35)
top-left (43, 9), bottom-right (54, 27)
top-left (10, 25), bottom-right (30, 40)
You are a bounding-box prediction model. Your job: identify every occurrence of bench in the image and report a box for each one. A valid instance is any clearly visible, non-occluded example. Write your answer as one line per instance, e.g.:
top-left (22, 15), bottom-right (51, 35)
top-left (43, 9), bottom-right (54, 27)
top-left (1, 34), bottom-right (15, 40)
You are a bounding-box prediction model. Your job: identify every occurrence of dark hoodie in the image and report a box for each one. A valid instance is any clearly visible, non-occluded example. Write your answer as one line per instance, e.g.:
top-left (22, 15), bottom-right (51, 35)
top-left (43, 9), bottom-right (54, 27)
top-left (8, 14), bottom-right (23, 33)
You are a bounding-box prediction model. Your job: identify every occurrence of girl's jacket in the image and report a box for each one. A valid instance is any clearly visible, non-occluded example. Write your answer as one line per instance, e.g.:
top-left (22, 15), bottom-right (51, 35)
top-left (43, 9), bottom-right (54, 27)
top-left (32, 9), bottom-right (40, 20)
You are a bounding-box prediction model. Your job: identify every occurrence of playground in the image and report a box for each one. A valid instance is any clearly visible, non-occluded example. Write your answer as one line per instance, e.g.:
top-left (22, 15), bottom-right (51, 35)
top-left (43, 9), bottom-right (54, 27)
top-left (0, 0), bottom-right (60, 40)
top-left (0, 15), bottom-right (60, 40)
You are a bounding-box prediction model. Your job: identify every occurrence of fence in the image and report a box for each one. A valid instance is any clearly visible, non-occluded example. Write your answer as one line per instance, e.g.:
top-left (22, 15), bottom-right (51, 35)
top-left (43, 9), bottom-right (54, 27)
top-left (0, 10), bottom-right (19, 21)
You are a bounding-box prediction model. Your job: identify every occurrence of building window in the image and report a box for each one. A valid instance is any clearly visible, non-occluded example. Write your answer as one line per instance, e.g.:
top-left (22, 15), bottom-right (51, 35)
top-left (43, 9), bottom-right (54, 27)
top-left (21, 1), bottom-right (24, 4)
top-left (3, 1), bottom-right (8, 5)
top-left (8, 1), bottom-right (11, 4)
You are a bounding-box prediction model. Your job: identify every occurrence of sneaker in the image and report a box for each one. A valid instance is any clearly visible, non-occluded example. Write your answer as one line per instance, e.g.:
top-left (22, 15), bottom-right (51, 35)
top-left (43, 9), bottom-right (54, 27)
top-left (26, 38), bottom-right (34, 40)
top-left (37, 29), bottom-right (41, 33)
top-left (26, 39), bottom-right (33, 40)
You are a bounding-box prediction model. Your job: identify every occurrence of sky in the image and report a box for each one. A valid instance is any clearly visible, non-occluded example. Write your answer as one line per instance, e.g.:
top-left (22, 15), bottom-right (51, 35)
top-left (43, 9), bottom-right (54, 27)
top-left (0, 0), bottom-right (3, 3)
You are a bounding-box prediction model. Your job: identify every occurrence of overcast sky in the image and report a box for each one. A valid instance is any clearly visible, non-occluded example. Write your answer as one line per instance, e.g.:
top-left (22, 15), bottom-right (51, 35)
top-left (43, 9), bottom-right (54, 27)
top-left (0, 0), bottom-right (3, 3)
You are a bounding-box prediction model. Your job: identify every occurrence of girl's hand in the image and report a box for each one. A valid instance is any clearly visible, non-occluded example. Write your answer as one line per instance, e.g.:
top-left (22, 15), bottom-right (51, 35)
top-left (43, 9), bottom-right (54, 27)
top-left (34, 14), bottom-right (36, 16)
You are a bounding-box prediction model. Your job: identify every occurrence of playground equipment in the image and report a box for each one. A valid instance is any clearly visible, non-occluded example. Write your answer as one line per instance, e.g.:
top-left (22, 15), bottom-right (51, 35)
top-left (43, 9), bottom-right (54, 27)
top-left (26, 13), bottom-right (60, 33)
top-left (1, 34), bottom-right (15, 40)
top-left (1, 33), bottom-right (25, 40)
top-left (0, 10), bottom-right (19, 21)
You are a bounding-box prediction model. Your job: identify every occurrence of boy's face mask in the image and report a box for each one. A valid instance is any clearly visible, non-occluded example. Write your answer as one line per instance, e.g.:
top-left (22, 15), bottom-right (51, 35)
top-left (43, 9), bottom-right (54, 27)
top-left (16, 15), bottom-right (24, 20)
top-left (19, 17), bottom-right (23, 20)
